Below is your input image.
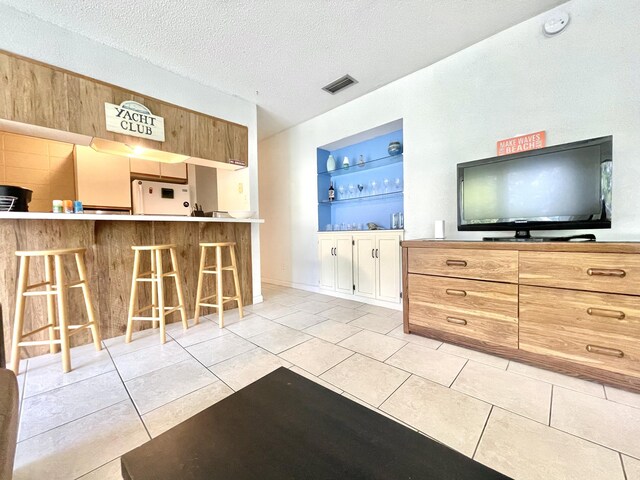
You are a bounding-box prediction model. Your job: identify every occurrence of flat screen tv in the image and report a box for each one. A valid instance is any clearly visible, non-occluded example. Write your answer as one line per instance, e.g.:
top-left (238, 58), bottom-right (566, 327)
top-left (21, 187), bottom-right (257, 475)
top-left (457, 136), bottom-right (612, 241)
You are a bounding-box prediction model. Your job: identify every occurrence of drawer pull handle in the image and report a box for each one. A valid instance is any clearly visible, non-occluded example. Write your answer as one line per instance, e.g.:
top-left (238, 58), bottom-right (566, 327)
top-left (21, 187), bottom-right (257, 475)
top-left (587, 268), bottom-right (626, 278)
top-left (446, 260), bottom-right (468, 267)
top-left (586, 344), bottom-right (624, 358)
top-left (586, 307), bottom-right (625, 320)
top-left (446, 316), bottom-right (467, 325)
top-left (446, 289), bottom-right (467, 297)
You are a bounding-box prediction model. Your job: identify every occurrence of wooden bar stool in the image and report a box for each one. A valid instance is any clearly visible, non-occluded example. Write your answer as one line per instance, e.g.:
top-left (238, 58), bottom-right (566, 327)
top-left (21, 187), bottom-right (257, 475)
top-left (10, 247), bottom-right (101, 375)
top-left (194, 242), bottom-right (244, 328)
top-left (126, 244), bottom-right (188, 344)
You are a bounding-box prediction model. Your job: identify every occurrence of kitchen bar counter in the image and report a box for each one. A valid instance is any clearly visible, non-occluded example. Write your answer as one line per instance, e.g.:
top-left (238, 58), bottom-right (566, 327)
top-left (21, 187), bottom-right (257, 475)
top-left (0, 212), bottom-right (264, 223)
top-left (0, 215), bottom-right (257, 357)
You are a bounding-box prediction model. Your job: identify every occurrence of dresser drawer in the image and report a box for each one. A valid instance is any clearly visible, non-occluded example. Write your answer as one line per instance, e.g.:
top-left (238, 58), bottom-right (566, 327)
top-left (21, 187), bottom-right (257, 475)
top-left (408, 248), bottom-right (518, 283)
top-left (407, 274), bottom-right (518, 348)
top-left (520, 285), bottom-right (640, 376)
top-left (520, 251), bottom-right (640, 295)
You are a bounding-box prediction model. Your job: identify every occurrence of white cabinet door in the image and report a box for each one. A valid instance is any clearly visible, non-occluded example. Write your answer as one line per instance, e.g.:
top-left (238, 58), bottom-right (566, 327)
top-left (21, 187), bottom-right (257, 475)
top-left (319, 236), bottom-right (336, 290)
top-left (130, 158), bottom-right (161, 176)
top-left (376, 234), bottom-right (401, 303)
top-left (74, 146), bottom-right (131, 208)
top-left (160, 162), bottom-right (187, 180)
top-left (335, 235), bottom-right (353, 295)
top-left (354, 235), bottom-right (376, 299)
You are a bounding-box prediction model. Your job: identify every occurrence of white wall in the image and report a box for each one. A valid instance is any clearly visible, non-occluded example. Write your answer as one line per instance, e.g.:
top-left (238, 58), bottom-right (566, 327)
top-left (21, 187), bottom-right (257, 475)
top-left (0, 3), bottom-right (263, 302)
top-left (258, 0), bottom-right (640, 288)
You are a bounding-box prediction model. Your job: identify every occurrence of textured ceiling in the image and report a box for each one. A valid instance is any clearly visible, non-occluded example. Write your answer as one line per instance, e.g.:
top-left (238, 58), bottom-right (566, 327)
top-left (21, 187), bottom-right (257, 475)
top-left (2, 0), bottom-right (567, 140)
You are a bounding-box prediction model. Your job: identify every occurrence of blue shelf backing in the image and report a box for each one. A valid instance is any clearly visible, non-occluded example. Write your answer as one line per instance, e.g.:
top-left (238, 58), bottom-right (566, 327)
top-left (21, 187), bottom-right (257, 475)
top-left (317, 128), bottom-right (404, 231)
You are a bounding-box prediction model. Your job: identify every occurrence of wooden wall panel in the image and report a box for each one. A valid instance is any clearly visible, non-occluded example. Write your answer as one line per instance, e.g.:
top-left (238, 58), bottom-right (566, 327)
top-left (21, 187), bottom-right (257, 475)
top-left (0, 219), bottom-right (253, 358)
top-left (66, 75), bottom-right (115, 139)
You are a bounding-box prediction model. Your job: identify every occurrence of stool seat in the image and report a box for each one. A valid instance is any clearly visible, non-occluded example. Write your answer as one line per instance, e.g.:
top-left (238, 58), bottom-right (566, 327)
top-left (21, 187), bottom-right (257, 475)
top-left (126, 244), bottom-right (188, 344)
top-left (131, 244), bottom-right (177, 251)
top-left (10, 247), bottom-right (101, 374)
top-left (194, 242), bottom-right (244, 328)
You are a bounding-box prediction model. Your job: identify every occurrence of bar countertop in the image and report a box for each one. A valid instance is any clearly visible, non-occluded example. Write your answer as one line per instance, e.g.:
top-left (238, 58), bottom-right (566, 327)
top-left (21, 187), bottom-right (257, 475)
top-left (0, 212), bottom-right (264, 223)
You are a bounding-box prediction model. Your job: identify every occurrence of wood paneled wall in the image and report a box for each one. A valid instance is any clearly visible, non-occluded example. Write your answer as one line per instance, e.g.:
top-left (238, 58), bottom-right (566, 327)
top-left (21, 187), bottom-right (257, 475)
top-left (0, 50), bottom-right (249, 167)
top-left (0, 219), bottom-right (253, 358)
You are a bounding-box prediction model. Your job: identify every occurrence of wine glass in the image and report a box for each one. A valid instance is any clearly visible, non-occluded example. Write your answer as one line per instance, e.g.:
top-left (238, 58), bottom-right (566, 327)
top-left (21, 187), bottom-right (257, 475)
top-left (370, 180), bottom-right (377, 195)
top-left (348, 183), bottom-right (355, 198)
top-left (394, 178), bottom-right (402, 191)
top-left (338, 184), bottom-right (345, 200)
top-left (383, 178), bottom-right (390, 193)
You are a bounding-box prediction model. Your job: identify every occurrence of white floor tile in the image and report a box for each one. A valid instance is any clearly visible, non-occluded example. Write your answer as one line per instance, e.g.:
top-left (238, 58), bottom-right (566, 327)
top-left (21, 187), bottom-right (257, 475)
top-left (341, 392), bottom-right (416, 430)
top-left (328, 298), bottom-right (365, 309)
top-left (209, 348), bottom-right (289, 391)
top-left (321, 353), bottom-right (409, 407)
top-left (142, 381), bottom-right (233, 437)
top-left (380, 375), bottom-right (491, 456)
top-left (437, 343), bottom-right (509, 369)
top-left (507, 361), bottom-right (605, 398)
top-left (245, 302), bottom-right (299, 320)
top-left (274, 310), bottom-right (325, 330)
top-left (278, 337), bottom-right (354, 376)
top-left (386, 343), bottom-right (467, 387)
top-left (248, 325), bottom-right (312, 354)
top-left (303, 320), bottom-right (362, 343)
top-left (185, 333), bottom-right (256, 367)
top-left (226, 315), bottom-right (280, 338)
top-left (317, 305), bottom-right (367, 321)
top-left (289, 366), bottom-right (343, 394)
top-left (551, 387), bottom-right (640, 458)
top-left (113, 341), bottom-right (190, 381)
top-left (77, 459), bottom-right (121, 479)
top-left (356, 304), bottom-right (402, 318)
top-left (13, 400), bottom-right (148, 480)
top-left (623, 455), bottom-right (640, 480)
top-left (605, 386), bottom-right (640, 409)
top-left (166, 319), bottom-right (231, 347)
top-left (452, 361), bottom-right (551, 424)
top-left (18, 371), bottom-right (127, 442)
top-left (338, 330), bottom-right (406, 361)
top-left (104, 328), bottom-right (170, 358)
top-left (476, 407), bottom-right (624, 480)
top-left (387, 325), bottom-right (443, 349)
top-left (349, 313), bottom-right (402, 334)
top-left (295, 300), bottom-right (334, 314)
top-left (125, 358), bottom-right (217, 414)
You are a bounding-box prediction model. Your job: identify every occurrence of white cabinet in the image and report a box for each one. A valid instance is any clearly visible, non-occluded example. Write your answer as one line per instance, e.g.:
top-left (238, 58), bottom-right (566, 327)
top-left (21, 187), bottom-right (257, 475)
top-left (130, 158), bottom-right (187, 181)
top-left (319, 231), bottom-right (402, 305)
top-left (74, 146), bottom-right (131, 209)
top-left (318, 234), bottom-right (353, 294)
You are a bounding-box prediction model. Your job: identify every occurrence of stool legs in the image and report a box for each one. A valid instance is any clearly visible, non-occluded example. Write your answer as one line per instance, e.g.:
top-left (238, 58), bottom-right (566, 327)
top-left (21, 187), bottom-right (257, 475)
top-left (44, 255), bottom-right (59, 355)
top-left (216, 246), bottom-right (224, 328)
top-left (54, 254), bottom-right (71, 373)
top-left (75, 252), bottom-right (101, 352)
top-left (230, 244), bottom-right (244, 319)
top-left (10, 256), bottom-right (29, 374)
top-left (156, 249), bottom-right (166, 344)
top-left (126, 250), bottom-right (141, 344)
top-left (169, 247), bottom-right (189, 331)
top-left (193, 245), bottom-right (207, 325)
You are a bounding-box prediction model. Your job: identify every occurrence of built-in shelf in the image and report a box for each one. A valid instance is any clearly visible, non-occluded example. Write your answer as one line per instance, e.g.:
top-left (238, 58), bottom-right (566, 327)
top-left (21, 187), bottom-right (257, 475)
top-left (318, 153), bottom-right (403, 177)
top-left (319, 190), bottom-right (403, 205)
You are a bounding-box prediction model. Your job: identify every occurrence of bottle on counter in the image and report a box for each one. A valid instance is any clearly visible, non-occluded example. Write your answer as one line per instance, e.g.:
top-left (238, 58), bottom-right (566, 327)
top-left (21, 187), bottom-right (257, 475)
top-left (328, 181), bottom-right (335, 202)
top-left (52, 200), bottom-right (63, 213)
top-left (63, 200), bottom-right (74, 214)
top-left (73, 200), bottom-right (84, 214)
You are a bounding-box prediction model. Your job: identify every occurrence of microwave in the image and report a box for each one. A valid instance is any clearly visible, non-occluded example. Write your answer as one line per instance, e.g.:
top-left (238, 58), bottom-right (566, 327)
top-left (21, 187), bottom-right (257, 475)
top-left (132, 179), bottom-right (191, 215)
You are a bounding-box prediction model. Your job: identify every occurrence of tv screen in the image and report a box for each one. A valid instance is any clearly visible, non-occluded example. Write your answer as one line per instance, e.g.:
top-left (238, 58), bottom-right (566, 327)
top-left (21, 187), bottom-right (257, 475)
top-left (457, 136), bottom-right (612, 236)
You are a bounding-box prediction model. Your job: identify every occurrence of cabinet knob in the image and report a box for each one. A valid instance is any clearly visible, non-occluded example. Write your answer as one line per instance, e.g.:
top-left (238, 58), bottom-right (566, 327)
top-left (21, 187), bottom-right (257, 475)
top-left (586, 307), bottom-right (625, 320)
top-left (446, 260), bottom-right (467, 267)
top-left (587, 268), bottom-right (626, 278)
top-left (446, 316), bottom-right (468, 326)
top-left (586, 344), bottom-right (624, 358)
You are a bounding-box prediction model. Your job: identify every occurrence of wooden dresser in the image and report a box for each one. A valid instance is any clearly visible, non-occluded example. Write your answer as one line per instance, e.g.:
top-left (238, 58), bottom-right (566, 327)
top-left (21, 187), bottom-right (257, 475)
top-left (402, 240), bottom-right (640, 392)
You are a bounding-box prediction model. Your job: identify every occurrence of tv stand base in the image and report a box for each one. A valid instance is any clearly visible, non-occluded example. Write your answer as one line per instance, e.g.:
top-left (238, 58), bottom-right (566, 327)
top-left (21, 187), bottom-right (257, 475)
top-left (483, 233), bottom-right (596, 242)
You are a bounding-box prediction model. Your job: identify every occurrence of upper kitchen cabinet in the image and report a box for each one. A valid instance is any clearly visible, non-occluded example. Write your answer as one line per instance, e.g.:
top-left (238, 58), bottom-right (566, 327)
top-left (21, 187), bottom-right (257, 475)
top-left (0, 52), bottom-right (69, 131)
top-left (66, 74), bottom-right (114, 139)
top-left (159, 102), bottom-right (191, 157)
top-left (190, 114), bottom-right (224, 163)
top-left (225, 123), bottom-right (249, 167)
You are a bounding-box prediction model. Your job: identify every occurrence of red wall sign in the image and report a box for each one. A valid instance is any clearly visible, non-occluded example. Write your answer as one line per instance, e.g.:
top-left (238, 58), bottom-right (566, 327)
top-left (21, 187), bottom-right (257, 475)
top-left (497, 131), bottom-right (546, 156)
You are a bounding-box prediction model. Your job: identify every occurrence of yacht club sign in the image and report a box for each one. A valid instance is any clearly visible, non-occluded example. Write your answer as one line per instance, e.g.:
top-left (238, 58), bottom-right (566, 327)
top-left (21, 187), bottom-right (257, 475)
top-left (104, 101), bottom-right (165, 142)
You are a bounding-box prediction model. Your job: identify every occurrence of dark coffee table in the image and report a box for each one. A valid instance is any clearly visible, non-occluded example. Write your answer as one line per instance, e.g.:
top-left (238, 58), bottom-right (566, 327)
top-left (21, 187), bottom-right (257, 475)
top-left (121, 367), bottom-right (511, 479)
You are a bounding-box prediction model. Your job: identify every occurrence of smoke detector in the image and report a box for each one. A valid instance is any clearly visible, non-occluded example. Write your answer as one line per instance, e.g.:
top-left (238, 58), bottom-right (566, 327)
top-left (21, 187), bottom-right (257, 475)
top-left (543, 11), bottom-right (570, 36)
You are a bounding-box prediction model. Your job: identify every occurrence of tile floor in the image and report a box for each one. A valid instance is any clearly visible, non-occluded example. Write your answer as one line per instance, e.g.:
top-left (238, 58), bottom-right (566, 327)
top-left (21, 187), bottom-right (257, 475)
top-left (11, 282), bottom-right (640, 479)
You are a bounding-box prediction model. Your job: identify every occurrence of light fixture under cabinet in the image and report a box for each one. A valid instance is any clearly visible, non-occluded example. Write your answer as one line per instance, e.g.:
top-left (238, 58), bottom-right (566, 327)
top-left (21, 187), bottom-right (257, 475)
top-left (89, 138), bottom-right (188, 164)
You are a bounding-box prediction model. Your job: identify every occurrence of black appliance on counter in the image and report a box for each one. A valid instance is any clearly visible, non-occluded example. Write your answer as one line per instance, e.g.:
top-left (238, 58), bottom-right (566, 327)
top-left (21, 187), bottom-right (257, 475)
top-left (0, 185), bottom-right (33, 212)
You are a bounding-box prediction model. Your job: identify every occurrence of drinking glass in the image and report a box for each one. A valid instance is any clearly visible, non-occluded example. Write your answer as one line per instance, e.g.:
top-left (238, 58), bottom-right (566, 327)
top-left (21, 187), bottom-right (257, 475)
top-left (333, 224), bottom-right (340, 231)
top-left (370, 180), bottom-right (378, 195)
top-left (338, 184), bottom-right (345, 199)
top-left (383, 178), bottom-right (390, 193)
top-left (348, 184), bottom-right (355, 198)
top-left (394, 178), bottom-right (402, 191)
top-left (326, 224), bottom-right (332, 231)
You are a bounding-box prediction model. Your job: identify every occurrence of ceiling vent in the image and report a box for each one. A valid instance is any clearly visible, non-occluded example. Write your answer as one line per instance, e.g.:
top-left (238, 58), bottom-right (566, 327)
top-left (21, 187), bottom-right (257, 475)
top-left (322, 75), bottom-right (358, 95)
